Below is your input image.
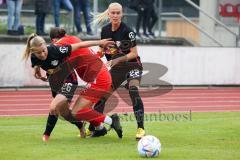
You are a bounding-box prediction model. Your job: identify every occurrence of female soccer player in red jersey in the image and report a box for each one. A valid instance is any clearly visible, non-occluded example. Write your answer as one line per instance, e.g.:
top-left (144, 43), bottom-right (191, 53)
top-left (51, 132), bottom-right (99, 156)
top-left (23, 33), bottom-right (123, 139)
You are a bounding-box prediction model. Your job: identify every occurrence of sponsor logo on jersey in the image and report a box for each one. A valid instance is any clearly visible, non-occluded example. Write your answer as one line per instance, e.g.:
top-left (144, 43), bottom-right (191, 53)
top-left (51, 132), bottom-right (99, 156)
top-left (51, 60), bottom-right (59, 66)
top-left (47, 66), bottom-right (61, 75)
top-left (120, 40), bottom-right (132, 52)
top-left (116, 41), bottom-right (121, 47)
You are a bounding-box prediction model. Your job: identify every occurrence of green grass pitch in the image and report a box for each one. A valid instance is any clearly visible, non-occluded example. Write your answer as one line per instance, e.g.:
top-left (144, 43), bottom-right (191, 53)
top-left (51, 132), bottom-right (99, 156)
top-left (0, 112), bottom-right (240, 160)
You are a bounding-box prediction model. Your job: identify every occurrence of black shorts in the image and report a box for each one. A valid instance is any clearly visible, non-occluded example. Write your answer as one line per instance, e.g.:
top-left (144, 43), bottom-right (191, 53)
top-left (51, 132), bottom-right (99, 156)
top-left (51, 82), bottom-right (78, 102)
top-left (50, 70), bottom-right (78, 102)
top-left (110, 62), bottom-right (143, 90)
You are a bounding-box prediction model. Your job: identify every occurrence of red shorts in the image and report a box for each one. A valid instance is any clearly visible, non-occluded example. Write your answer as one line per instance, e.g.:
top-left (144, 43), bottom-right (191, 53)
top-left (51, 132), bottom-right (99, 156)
top-left (80, 66), bottom-right (112, 103)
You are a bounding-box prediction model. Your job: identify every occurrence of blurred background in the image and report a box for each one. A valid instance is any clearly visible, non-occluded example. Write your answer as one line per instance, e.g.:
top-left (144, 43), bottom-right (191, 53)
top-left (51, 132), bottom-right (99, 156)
top-left (0, 0), bottom-right (240, 87)
top-left (0, 0), bottom-right (240, 47)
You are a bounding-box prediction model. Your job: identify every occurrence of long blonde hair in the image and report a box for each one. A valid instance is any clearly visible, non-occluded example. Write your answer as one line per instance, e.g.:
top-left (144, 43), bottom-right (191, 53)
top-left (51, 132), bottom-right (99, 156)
top-left (92, 2), bottom-right (123, 26)
top-left (23, 33), bottom-right (46, 61)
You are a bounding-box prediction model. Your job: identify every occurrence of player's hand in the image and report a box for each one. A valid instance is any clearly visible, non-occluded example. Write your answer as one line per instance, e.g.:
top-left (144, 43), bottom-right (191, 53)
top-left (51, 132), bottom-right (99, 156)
top-left (100, 38), bottom-right (115, 48)
top-left (33, 66), bottom-right (41, 79)
top-left (106, 59), bottom-right (119, 68)
top-left (40, 76), bottom-right (48, 82)
top-left (33, 66), bottom-right (48, 82)
top-left (106, 55), bottom-right (127, 68)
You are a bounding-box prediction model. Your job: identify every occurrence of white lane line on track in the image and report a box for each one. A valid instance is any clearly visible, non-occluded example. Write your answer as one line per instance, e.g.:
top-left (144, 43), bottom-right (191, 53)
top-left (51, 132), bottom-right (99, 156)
top-left (2, 92), bottom-right (240, 97)
top-left (1, 109), bottom-right (240, 117)
top-left (0, 109), bottom-right (48, 111)
top-left (0, 99), bottom-right (51, 101)
top-left (1, 101), bottom-right (240, 106)
top-left (0, 104), bottom-right (49, 106)
top-left (1, 105), bottom-right (240, 112)
top-left (1, 89), bottom-right (240, 93)
top-left (2, 97), bottom-right (240, 101)
top-left (2, 100), bottom-right (240, 103)
top-left (0, 114), bottom-right (47, 117)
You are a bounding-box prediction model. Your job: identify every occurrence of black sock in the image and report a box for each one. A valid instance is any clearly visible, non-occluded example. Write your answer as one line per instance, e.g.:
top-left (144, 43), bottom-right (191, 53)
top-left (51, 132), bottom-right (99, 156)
top-left (129, 86), bottom-right (144, 129)
top-left (43, 113), bottom-right (58, 136)
top-left (94, 98), bottom-right (106, 113)
top-left (88, 98), bottom-right (106, 131)
top-left (60, 109), bottom-right (83, 130)
top-left (70, 121), bottom-right (83, 130)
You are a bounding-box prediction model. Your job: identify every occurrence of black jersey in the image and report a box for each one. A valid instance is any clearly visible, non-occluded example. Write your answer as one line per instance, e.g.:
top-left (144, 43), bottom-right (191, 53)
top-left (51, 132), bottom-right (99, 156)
top-left (101, 22), bottom-right (140, 63)
top-left (31, 44), bottom-right (77, 89)
top-left (31, 44), bottom-right (72, 72)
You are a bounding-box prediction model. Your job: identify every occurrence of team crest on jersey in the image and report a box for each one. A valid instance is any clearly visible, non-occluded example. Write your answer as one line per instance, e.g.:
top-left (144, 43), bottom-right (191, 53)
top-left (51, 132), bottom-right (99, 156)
top-left (51, 60), bottom-right (59, 66)
top-left (59, 46), bottom-right (68, 53)
top-left (129, 32), bottom-right (136, 41)
top-left (116, 41), bottom-right (121, 47)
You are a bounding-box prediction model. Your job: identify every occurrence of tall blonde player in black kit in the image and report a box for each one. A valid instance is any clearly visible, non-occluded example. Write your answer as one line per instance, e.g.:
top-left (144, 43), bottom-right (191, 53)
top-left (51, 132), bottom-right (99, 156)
top-left (88, 2), bottom-right (145, 139)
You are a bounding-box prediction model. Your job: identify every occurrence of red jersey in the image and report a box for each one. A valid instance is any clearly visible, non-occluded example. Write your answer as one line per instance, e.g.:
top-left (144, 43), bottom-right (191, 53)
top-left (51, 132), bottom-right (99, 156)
top-left (55, 35), bottom-right (104, 83)
top-left (55, 35), bottom-right (112, 103)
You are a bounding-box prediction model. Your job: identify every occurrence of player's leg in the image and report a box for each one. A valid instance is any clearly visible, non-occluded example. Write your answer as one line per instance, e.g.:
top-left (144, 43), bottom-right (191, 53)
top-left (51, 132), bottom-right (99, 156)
top-left (50, 94), bottom-right (85, 135)
top-left (71, 96), bottom-right (122, 138)
top-left (71, 67), bottom-right (123, 138)
top-left (42, 91), bottom-right (58, 142)
top-left (43, 78), bottom-right (84, 141)
top-left (87, 89), bottom-right (113, 137)
top-left (87, 68), bottom-right (125, 137)
top-left (42, 113), bottom-right (58, 142)
top-left (87, 98), bottom-right (106, 136)
top-left (127, 68), bottom-right (145, 139)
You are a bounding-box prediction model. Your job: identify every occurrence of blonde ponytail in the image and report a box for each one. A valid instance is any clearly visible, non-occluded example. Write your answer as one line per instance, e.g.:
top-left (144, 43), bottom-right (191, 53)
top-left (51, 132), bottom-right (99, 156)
top-left (23, 33), bottom-right (37, 61)
top-left (22, 33), bottom-right (46, 61)
top-left (92, 2), bottom-right (123, 26)
top-left (92, 9), bottom-right (109, 26)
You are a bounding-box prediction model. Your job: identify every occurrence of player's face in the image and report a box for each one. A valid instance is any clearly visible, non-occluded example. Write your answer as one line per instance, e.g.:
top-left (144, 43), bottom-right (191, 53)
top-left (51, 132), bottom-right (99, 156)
top-left (108, 6), bottom-right (122, 25)
top-left (33, 44), bottom-right (48, 60)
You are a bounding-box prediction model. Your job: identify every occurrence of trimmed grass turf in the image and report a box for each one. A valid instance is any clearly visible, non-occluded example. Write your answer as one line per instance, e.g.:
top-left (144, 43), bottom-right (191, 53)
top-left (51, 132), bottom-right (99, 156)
top-left (0, 112), bottom-right (239, 160)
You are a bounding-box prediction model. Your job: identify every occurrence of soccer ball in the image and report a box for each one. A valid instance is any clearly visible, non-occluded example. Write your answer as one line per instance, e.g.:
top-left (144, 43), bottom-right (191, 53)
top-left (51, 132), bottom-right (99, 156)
top-left (137, 135), bottom-right (161, 158)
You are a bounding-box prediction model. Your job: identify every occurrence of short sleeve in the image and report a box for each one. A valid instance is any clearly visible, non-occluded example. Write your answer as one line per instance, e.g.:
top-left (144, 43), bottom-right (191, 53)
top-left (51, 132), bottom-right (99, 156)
top-left (51, 45), bottom-right (72, 59)
top-left (101, 27), bottom-right (107, 40)
top-left (31, 55), bottom-right (40, 68)
top-left (100, 29), bottom-right (104, 39)
top-left (127, 30), bottom-right (137, 48)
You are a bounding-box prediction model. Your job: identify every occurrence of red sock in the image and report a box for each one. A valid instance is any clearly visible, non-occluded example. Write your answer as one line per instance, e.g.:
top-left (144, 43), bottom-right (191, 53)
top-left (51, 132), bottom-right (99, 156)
top-left (75, 108), bottom-right (106, 127)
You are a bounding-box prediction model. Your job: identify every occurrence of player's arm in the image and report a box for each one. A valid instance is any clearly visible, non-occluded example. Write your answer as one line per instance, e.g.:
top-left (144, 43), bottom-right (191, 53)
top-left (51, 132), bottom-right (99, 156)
top-left (71, 39), bottom-right (114, 51)
top-left (106, 46), bottom-right (138, 67)
top-left (98, 28), bottom-right (107, 58)
top-left (33, 66), bottom-right (48, 81)
top-left (126, 46), bottom-right (138, 61)
top-left (107, 30), bottom-right (138, 67)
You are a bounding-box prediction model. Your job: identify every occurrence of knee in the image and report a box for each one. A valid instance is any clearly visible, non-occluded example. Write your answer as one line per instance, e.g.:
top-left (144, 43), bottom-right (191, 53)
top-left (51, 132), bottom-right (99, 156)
top-left (129, 86), bottom-right (139, 93)
top-left (129, 86), bottom-right (143, 107)
top-left (71, 107), bottom-right (79, 117)
top-left (49, 103), bottom-right (58, 115)
top-left (129, 86), bottom-right (141, 99)
top-left (58, 106), bottom-right (67, 116)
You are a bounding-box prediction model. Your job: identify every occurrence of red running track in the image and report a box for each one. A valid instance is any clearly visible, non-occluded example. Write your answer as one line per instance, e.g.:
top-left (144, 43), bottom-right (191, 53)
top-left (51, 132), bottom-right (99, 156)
top-left (0, 87), bottom-right (240, 117)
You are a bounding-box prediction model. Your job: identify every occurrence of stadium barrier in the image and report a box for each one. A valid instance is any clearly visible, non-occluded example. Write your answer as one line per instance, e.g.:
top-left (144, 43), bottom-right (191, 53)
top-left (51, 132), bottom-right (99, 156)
top-left (0, 44), bottom-right (239, 87)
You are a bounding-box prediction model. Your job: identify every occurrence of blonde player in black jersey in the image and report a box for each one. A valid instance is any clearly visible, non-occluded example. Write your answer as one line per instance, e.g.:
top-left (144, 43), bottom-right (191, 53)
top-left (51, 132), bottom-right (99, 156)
top-left (87, 2), bottom-right (145, 139)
